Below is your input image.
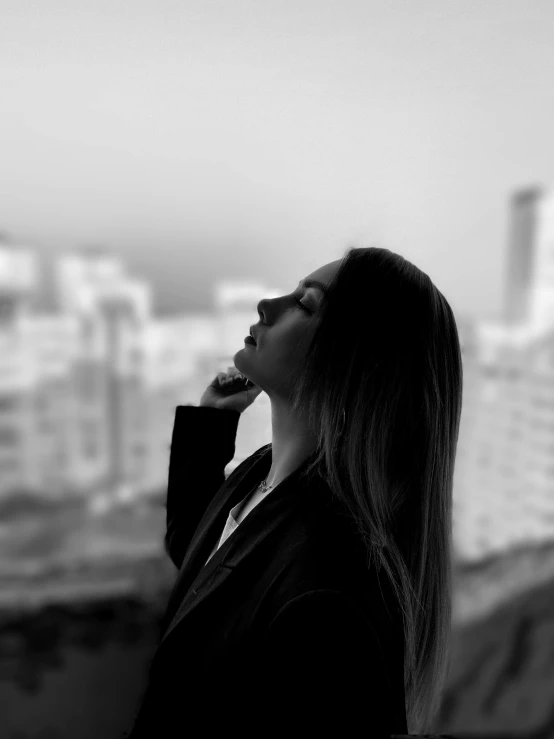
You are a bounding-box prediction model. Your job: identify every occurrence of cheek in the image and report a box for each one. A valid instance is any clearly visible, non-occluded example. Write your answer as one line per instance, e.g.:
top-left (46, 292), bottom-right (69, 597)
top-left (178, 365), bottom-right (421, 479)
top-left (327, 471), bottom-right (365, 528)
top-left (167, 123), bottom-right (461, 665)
top-left (263, 320), bottom-right (313, 362)
top-left (283, 331), bottom-right (313, 363)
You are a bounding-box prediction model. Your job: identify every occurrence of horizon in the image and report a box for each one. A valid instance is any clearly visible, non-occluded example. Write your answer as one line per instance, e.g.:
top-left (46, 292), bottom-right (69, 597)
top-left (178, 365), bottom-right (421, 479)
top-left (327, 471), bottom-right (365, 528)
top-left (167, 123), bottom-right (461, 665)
top-left (2, 1), bottom-right (553, 320)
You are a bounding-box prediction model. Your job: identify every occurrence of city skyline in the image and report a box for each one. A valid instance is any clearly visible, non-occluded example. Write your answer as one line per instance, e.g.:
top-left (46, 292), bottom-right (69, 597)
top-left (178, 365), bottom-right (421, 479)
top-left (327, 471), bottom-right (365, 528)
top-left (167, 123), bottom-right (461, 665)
top-left (4, 180), bottom-right (552, 322)
top-left (3, 181), bottom-right (554, 565)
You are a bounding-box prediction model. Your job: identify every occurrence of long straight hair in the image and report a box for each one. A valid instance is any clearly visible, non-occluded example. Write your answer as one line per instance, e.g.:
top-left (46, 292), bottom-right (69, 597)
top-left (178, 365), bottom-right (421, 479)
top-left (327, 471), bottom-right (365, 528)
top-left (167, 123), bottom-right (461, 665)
top-left (291, 246), bottom-right (463, 734)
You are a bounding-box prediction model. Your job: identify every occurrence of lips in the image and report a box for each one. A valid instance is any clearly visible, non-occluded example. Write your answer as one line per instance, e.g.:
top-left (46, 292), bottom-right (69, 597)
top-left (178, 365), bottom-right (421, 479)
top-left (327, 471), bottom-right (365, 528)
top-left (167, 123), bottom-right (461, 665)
top-left (249, 326), bottom-right (258, 345)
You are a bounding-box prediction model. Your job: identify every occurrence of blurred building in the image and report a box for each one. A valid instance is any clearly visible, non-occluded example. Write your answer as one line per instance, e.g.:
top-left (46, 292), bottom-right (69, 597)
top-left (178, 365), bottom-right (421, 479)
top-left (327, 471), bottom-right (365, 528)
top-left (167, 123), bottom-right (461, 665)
top-left (453, 185), bottom-right (554, 562)
top-left (0, 239), bottom-right (271, 502)
top-left (3, 184), bottom-right (554, 566)
top-left (0, 243), bottom-right (222, 500)
top-left (504, 186), bottom-right (554, 329)
top-left (0, 237), bottom-right (41, 494)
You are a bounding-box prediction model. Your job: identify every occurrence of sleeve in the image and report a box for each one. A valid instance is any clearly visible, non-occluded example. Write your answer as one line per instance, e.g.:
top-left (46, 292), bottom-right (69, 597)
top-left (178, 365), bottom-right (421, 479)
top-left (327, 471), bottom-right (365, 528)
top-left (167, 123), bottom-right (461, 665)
top-left (253, 589), bottom-right (397, 738)
top-left (164, 404), bottom-right (240, 569)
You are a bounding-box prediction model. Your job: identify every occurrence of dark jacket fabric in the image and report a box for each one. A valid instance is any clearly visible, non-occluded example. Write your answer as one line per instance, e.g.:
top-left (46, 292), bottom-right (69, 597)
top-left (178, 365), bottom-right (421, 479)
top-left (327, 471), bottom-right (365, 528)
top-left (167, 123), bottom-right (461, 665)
top-left (125, 405), bottom-right (408, 738)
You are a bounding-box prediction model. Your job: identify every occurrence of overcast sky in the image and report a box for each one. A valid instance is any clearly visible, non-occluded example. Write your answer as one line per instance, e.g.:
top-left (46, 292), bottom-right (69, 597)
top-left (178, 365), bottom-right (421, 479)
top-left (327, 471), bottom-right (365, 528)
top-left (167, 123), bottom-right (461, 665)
top-left (1, 0), bottom-right (553, 317)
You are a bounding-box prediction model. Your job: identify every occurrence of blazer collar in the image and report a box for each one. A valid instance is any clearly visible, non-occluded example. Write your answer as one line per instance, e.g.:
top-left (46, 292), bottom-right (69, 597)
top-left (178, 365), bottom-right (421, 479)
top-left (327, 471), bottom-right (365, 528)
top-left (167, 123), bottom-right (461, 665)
top-left (159, 444), bottom-right (327, 649)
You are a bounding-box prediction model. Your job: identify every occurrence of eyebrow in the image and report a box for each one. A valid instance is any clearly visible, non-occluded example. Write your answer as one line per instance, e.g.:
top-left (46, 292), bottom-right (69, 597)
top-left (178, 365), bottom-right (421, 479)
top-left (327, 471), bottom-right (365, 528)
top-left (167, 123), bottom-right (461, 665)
top-left (298, 279), bottom-right (328, 295)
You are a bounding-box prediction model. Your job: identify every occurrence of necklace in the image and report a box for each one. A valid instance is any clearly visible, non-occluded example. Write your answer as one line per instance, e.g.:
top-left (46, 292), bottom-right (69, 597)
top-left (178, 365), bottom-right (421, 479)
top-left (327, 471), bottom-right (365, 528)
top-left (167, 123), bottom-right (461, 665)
top-left (258, 477), bottom-right (275, 494)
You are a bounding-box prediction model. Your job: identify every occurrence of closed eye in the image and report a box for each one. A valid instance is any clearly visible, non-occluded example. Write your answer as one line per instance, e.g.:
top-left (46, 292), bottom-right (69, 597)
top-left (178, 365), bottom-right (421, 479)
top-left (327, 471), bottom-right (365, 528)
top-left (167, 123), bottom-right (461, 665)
top-left (295, 297), bottom-right (312, 313)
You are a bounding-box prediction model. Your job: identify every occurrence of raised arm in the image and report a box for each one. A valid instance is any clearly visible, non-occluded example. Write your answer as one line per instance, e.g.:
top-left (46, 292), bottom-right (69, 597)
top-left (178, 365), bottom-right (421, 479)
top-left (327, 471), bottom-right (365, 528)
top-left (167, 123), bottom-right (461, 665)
top-left (164, 404), bottom-right (240, 569)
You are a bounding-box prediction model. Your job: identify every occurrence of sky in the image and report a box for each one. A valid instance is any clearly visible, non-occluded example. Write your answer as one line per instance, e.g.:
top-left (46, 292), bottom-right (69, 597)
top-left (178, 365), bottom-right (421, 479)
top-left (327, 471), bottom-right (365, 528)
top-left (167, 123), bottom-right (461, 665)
top-left (1, 0), bottom-right (553, 318)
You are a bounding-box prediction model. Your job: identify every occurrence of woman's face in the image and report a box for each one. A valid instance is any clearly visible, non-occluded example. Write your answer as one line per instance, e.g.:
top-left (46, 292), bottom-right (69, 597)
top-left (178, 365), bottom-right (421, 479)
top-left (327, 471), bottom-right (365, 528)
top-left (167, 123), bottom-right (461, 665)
top-left (234, 259), bottom-right (341, 400)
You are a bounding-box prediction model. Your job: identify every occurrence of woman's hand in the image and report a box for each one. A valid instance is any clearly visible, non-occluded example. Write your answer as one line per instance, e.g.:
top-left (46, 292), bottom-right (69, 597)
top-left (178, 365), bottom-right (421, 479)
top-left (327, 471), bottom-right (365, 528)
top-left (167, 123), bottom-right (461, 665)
top-left (199, 366), bottom-right (263, 414)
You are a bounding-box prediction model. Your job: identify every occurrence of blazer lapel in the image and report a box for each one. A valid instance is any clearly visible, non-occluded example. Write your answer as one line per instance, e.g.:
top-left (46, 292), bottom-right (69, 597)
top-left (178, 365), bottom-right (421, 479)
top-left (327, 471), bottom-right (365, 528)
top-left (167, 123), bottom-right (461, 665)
top-left (158, 446), bottom-right (322, 649)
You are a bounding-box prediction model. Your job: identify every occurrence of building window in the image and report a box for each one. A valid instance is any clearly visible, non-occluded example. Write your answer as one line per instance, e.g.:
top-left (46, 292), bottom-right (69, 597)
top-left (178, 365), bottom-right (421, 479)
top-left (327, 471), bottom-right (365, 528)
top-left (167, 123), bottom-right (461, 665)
top-left (77, 364), bottom-right (99, 402)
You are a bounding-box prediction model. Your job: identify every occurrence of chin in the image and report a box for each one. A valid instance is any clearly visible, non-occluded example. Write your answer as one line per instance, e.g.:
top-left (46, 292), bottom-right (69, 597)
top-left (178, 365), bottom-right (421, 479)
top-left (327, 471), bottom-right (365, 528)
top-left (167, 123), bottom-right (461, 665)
top-left (232, 350), bottom-right (247, 371)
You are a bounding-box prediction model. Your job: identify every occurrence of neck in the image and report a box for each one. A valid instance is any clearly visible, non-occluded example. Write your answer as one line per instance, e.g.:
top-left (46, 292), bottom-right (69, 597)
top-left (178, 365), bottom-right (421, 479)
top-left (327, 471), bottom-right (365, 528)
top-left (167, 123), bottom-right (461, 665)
top-left (265, 397), bottom-right (318, 488)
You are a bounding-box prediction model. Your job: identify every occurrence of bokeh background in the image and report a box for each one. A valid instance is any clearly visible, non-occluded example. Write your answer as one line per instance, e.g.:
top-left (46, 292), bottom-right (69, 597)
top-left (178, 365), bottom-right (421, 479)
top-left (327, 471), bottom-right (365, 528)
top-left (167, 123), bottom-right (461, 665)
top-left (1, 1), bottom-right (554, 737)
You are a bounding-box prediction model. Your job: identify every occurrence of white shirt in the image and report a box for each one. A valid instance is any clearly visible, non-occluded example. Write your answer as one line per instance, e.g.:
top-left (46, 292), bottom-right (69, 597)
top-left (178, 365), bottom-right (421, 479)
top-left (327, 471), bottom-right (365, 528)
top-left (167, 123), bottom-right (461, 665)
top-left (204, 482), bottom-right (273, 567)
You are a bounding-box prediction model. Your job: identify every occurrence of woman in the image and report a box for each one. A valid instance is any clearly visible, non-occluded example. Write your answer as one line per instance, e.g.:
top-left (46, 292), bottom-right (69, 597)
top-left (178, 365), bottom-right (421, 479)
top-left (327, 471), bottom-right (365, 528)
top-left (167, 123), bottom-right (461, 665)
top-left (126, 246), bottom-right (463, 738)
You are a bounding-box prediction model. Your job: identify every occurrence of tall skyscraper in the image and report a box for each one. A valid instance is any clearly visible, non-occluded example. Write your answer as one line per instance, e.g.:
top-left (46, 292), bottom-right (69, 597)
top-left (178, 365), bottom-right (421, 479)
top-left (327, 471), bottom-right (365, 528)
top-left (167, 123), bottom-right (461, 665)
top-left (504, 186), bottom-right (554, 329)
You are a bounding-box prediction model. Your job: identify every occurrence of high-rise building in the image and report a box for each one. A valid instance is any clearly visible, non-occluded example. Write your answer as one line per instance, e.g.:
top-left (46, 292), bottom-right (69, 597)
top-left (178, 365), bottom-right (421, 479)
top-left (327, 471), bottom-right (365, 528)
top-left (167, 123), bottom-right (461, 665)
top-left (504, 186), bottom-right (554, 329)
top-left (454, 185), bottom-right (554, 561)
top-left (0, 243), bottom-right (213, 500)
top-left (0, 238), bottom-right (41, 494)
top-left (452, 318), bottom-right (554, 561)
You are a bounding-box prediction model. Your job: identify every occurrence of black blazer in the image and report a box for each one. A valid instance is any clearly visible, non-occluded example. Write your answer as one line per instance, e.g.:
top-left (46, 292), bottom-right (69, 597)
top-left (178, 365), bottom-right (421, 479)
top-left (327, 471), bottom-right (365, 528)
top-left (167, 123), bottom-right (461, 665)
top-left (125, 405), bottom-right (408, 738)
